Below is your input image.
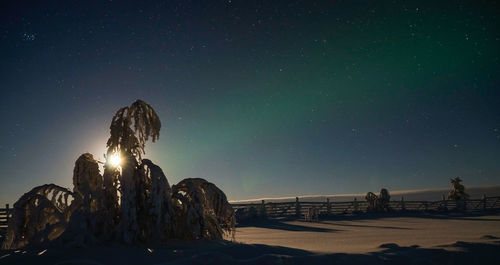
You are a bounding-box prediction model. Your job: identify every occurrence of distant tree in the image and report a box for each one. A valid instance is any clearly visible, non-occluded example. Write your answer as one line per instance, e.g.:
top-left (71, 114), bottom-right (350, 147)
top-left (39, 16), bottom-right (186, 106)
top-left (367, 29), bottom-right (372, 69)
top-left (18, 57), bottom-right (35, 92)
top-left (448, 177), bottom-right (469, 200)
top-left (378, 188), bottom-right (391, 212)
top-left (365, 188), bottom-right (391, 212)
top-left (365, 192), bottom-right (378, 212)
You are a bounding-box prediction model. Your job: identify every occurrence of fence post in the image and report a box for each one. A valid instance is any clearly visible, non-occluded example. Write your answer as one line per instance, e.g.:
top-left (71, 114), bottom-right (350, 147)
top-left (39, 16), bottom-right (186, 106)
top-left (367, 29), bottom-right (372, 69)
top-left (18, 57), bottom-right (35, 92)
top-left (482, 194), bottom-right (487, 211)
top-left (5, 203), bottom-right (9, 223)
top-left (442, 194), bottom-right (447, 210)
top-left (295, 197), bottom-right (301, 217)
top-left (401, 197), bottom-right (405, 211)
top-left (261, 200), bottom-right (266, 216)
top-left (326, 198), bottom-right (331, 215)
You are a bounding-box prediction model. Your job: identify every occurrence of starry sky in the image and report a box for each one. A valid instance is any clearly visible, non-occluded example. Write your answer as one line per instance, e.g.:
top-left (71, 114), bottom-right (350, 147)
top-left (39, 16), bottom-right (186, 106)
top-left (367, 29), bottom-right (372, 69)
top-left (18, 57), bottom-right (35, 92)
top-left (1, 0), bottom-right (500, 203)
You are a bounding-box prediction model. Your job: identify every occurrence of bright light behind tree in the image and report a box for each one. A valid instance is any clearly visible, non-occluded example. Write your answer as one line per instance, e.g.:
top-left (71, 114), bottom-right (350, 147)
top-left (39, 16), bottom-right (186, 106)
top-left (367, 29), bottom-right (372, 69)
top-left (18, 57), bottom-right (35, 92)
top-left (109, 153), bottom-right (122, 167)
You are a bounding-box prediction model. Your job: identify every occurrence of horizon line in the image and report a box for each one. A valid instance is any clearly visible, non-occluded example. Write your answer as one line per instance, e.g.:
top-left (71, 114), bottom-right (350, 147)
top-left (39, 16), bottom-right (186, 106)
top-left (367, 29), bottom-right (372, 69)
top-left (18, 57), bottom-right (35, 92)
top-left (228, 184), bottom-right (500, 203)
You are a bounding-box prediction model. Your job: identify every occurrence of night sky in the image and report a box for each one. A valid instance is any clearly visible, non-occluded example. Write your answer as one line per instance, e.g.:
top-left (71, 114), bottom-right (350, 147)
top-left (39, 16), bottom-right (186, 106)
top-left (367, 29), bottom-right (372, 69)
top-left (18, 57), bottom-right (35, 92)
top-left (1, 0), bottom-right (500, 203)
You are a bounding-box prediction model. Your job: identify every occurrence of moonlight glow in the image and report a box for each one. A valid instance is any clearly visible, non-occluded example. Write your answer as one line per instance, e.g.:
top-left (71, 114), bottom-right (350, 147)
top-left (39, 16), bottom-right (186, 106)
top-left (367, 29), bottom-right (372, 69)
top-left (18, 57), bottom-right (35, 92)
top-left (109, 153), bottom-right (122, 167)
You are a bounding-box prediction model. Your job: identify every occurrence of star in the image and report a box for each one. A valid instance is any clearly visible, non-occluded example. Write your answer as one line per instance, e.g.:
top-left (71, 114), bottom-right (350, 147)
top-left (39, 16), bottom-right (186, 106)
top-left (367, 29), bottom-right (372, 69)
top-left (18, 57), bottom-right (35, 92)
top-left (22, 33), bottom-right (36, 41)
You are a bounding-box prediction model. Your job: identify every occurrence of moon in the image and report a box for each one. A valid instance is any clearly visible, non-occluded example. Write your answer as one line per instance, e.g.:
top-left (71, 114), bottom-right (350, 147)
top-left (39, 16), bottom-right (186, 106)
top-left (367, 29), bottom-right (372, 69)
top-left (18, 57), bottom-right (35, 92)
top-left (109, 153), bottom-right (122, 167)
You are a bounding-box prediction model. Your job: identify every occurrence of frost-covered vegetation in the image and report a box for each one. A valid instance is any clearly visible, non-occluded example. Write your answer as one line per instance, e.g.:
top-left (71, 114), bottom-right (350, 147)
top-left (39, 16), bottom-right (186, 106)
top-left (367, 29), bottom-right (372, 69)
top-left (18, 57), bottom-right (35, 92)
top-left (2, 100), bottom-right (235, 249)
top-left (365, 188), bottom-right (391, 212)
top-left (448, 177), bottom-right (469, 201)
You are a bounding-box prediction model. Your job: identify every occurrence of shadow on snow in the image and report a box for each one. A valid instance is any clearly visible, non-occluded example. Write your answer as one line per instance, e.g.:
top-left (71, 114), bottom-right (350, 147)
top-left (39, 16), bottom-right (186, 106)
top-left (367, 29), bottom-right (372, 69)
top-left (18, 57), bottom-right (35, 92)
top-left (1, 239), bottom-right (500, 265)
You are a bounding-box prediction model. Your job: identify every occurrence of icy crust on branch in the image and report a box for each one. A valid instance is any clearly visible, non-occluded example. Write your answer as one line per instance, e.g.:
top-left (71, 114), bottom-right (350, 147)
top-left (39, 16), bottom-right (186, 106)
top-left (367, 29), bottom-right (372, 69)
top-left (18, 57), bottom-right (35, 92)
top-left (2, 184), bottom-right (75, 249)
top-left (172, 178), bottom-right (235, 240)
top-left (2, 159), bottom-right (234, 249)
top-left (105, 100), bottom-right (163, 244)
top-left (107, 99), bottom-right (161, 160)
top-left (58, 153), bottom-right (106, 247)
top-left (72, 153), bottom-right (104, 211)
top-left (134, 159), bottom-right (175, 242)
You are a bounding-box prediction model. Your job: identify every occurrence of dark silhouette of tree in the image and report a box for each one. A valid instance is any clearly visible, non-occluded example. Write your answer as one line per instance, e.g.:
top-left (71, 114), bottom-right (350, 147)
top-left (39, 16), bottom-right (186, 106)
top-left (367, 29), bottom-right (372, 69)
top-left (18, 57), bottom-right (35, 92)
top-left (2, 100), bottom-right (235, 249)
top-left (378, 188), bottom-right (391, 211)
top-left (1, 184), bottom-right (75, 249)
top-left (172, 178), bottom-right (235, 240)
top-left (365, 188), bottom-right (391, 212)
top-left (365, 192), bottom-right (378, 212)
top-left (448, 177), bottom-right (469, 200)
top-left (106, 99), bottom-right (161, 160)
top-left (103, 100), bottom-right (163, 243)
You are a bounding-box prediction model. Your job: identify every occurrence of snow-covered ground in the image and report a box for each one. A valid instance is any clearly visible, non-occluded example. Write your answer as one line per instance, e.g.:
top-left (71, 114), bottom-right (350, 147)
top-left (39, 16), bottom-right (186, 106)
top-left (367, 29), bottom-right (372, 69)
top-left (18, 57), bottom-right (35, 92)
top-left (1, 213), bottom-right (499, 264)
top-left (236, 213), bottom-right (500, 253)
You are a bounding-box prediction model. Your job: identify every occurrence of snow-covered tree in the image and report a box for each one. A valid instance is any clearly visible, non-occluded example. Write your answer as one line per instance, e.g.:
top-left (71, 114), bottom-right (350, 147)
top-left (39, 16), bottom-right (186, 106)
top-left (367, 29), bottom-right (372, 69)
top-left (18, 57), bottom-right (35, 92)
top-left (2, 100), bottom-right (234, 249)
top-left (448, 177), bottom-right (469, 200)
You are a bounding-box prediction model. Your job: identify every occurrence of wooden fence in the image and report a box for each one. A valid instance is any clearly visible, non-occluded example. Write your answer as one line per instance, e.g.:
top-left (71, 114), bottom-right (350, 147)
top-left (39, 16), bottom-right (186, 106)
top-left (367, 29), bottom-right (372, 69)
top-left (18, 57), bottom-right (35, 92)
top-left (231, 196), bottom-right (500, 218)
top-left (1, 196), bottom-right (499, 228)
top-left (0, 204), bottom-right (9, 228)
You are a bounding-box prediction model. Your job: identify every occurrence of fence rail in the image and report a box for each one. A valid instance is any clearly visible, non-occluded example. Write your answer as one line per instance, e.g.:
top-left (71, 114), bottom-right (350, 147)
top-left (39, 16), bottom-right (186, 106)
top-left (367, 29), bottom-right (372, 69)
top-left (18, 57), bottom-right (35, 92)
top-left (1, 197), bottom-right (499, 228)
top-left (231, 196), bottom-right (500, 218)
top-left (0, 204), bottom-right (10, 228)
